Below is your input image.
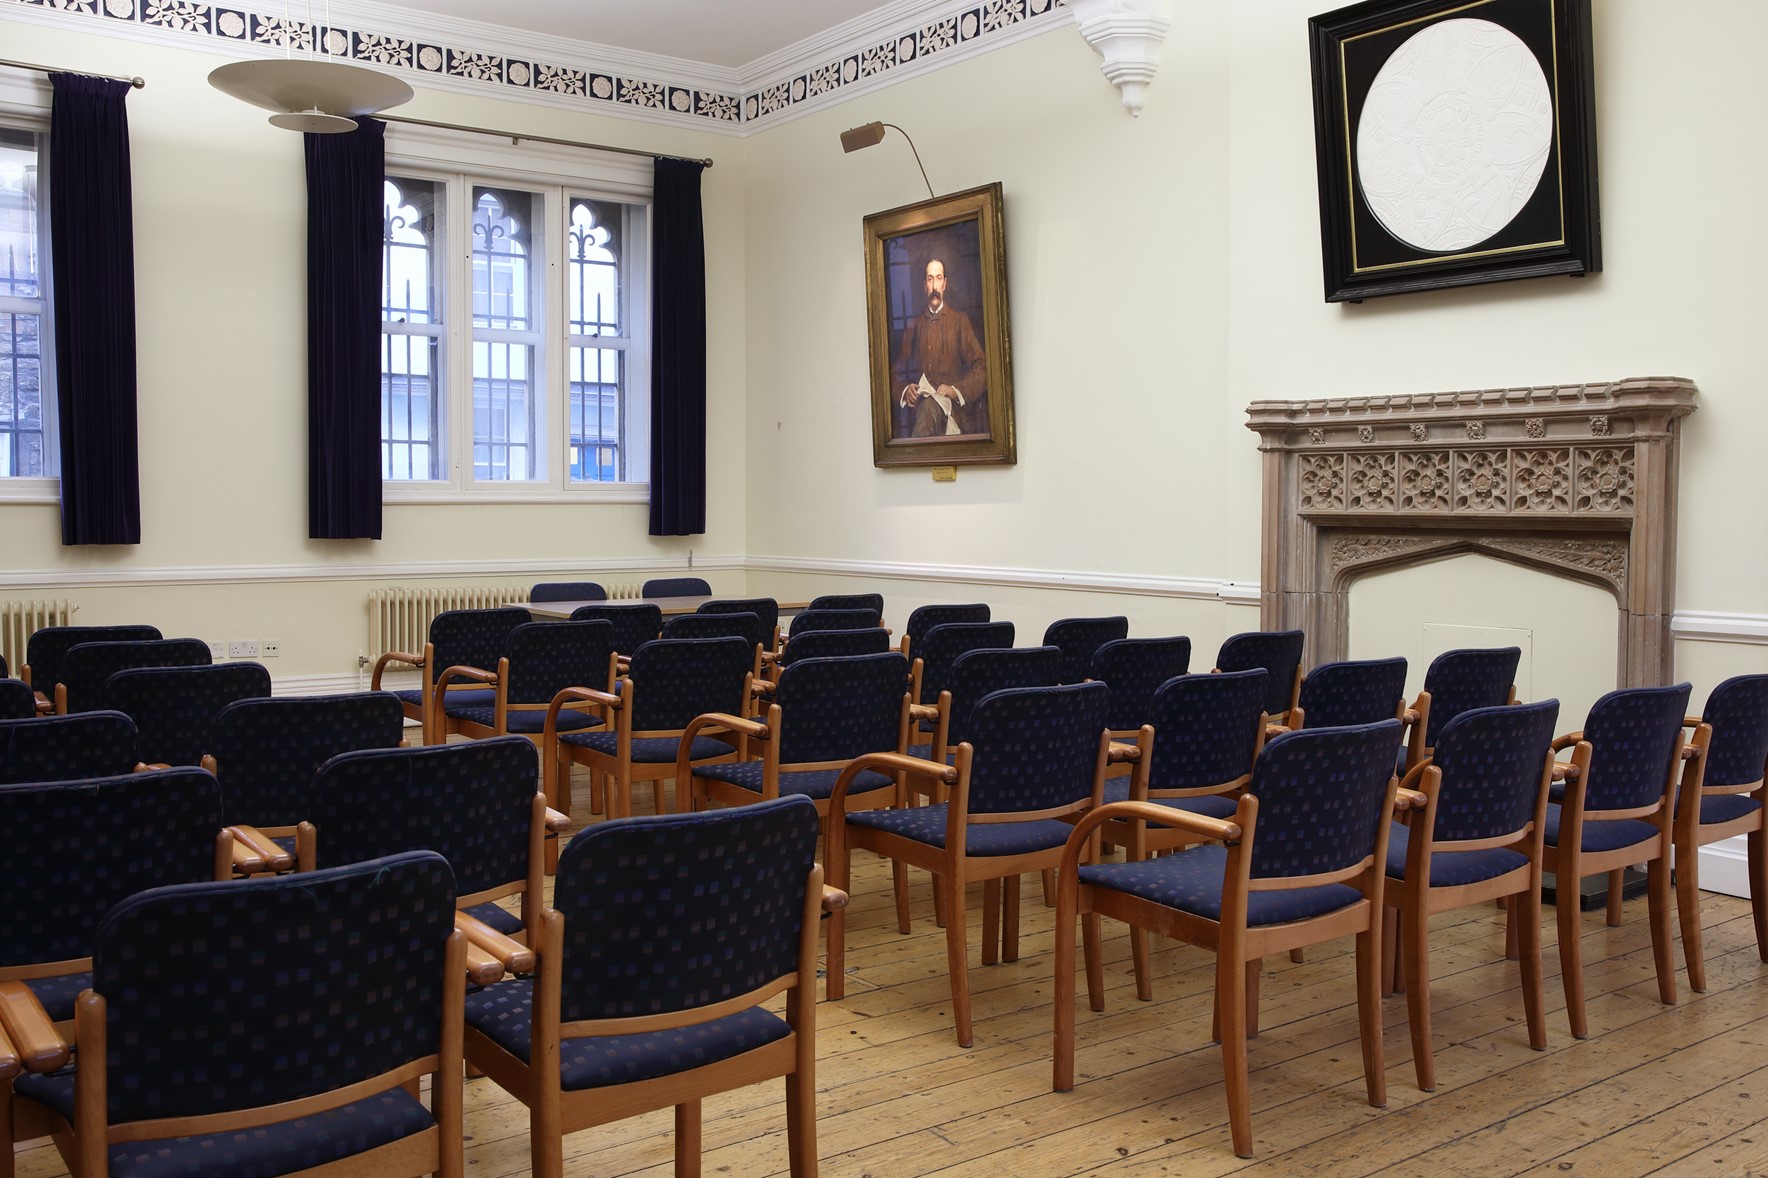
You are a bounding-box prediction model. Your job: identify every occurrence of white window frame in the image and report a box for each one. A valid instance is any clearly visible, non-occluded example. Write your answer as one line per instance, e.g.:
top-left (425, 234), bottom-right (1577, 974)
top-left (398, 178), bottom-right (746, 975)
top-left (0, 73), bottom-right (58, 505)
top-left (382, 124), bottom-right (652, 505)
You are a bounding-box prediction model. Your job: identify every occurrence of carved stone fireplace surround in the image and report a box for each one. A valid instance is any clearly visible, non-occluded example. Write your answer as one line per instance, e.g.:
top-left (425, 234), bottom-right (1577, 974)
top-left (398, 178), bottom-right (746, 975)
top-left (1244, 377), bottom-right (1697, 689)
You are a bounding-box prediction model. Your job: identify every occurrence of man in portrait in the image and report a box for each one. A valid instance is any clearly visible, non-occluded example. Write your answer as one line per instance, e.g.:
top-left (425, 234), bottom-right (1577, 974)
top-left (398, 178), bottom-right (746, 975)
top-left (893, 255), bottom-right (988, 439)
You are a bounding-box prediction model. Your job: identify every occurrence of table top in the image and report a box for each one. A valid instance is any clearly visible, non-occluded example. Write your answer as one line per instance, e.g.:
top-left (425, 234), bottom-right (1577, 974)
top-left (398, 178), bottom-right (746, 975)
top-left (524, 595), bottom-right (811, 620)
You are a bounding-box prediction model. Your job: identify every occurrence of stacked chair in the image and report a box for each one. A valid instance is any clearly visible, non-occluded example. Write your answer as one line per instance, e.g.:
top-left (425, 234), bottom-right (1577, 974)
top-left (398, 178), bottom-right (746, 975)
top-left (434, 618), bottom-right (616, 746)
top-left (372, 606), bottom-right (529, 744)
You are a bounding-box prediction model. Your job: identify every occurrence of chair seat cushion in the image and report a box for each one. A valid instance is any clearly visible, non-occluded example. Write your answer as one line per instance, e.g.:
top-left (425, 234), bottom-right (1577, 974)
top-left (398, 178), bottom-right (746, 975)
top-left (23, 971), bottom-right (90, 1022)
top-left (1079, 845), bottom-right (1364, 926)
top-left (1543, 804), bottom-right (1660, 854)
top-left (1384, 823), bottom-right (1528, 888)
top-left (392, 687), bottom-right (496, 712)
top-left (693, 762), bottom-right (895, 802)
top-left (846, 804), bottom-right (1076, 857)
top-left (1701, 793), bottom-right (1763, 827)
top-left (558, 731), bottom-right (733, 763)
top-left (442, 704), bottom-right (602, 734)
top-left (463, 978), bottom-right (791, 1090)
top-left (463, 900), bottom-right (524, 936)
top-left (1101, 781), bottom-right (1238, 821)
top-left (12, 1072), bottom-right (433, 1178)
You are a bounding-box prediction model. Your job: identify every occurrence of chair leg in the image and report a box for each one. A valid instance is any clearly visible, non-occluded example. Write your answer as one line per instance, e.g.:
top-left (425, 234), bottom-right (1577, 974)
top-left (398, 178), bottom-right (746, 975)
top-left (1556, 871), bottom-right (1588, 1039)
top-left (1042, 868), bottom-right (1056, 907)
top-left (981, 879), bottom-right (1001, 967)
top-left (675, 1100), bottom-right (703, 1178)
top-left (1504, 894), bottom-right (1520, 961)
top-left (1218, 952), bottom-right (1254, 1158)
top-left (1752, 825), bottom-right (1768, 964)
top-left (892, 862), bottom-right (911, 935)
top-left (1677, 832), bottom-right (1709, 993)
top-left (1131, 927), bottom-right (1153, 1002)
top-left (651, 779), bottom-right (668, 817)
top-left (1402, 899), bottom-right (1434, 1091)
top-left (943, 869), bottom-right (974, 1047)
top-left (1355, 925), bottom-right (1387, 1110)
top-left (1003, 874), bottom-right (1021, 963)
top-left (825, 835), bottom-right (850, 1002)
top-left (1289, 947), bottom-right (1305, 963)
top-left (1054, 875), bottom-right (1080, 1092)
top-left (1082, 912), bottom-right (1106, 1012)
top-left (1379, 907), bottom-right (1398, 997)
top-left (1244, 960), bottom-right (1261, 1039)
top-left (1606, 868), bottom-right (1625, 926)
top-left (1647, 856), bottom-right (1676, 1006)
top-left (932, 872), bottom-right (947, 928)
top-left (1517, 884), bottom-right (1547, 1051)
top-left (532, 1090), bottom-right (564, 1178)
top-left (785, 1067), bottom-right (818, 1178)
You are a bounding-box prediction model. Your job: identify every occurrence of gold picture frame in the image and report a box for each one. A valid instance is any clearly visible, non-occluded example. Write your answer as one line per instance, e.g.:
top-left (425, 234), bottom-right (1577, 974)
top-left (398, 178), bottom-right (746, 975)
top-left (863, 182), bottom-right (1015, 468)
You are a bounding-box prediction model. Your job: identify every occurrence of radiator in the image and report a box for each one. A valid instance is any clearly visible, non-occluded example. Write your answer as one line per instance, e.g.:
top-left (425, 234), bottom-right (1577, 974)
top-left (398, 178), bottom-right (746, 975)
top-left (366, 586), bottom-right (530, 656)
top-left (0, 598), bottom-right (76, 674)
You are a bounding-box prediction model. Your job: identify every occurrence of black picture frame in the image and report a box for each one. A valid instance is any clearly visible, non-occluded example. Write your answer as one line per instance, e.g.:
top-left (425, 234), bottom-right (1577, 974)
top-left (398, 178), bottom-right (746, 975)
top-left (1308, 0), bottom-right (1600, 303)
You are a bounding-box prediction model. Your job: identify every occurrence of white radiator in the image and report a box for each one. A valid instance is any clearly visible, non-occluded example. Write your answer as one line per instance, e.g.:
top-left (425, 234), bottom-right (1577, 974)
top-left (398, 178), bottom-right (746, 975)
top-left (366, 586), bottom-right (530, 656)
top-left (0, 598), bottom-right (76, 675)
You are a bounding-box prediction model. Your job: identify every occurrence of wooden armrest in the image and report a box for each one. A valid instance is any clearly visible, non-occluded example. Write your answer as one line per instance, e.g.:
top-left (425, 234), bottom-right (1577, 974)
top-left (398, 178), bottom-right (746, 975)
top-left (1680, 743), bottom-right (1701, 761)
top-left (695, 712), bottom-right (770, 740)
top-left (436, 664), bottom-right (496, 690)
top-left (759, 650), bottom-right (783, 667)
top-left (228, 825), bottom-right (295, 873)
top-left (33, 693), bottom-right (52, 716)
top-left (1264, 723), bottom-right (1293, 738)
top-left (544, 807), bottom-right (571, 832)
top-left (1395, 788), bottom-right (1428, 812)
top-left (134, 761), bottom-right (170, 772)
top-left (1087, 800), bottom-right (1241, 845)
top-left (462, 939), bottom-right (507, 987)
top-left (0, 1019), bottom-right (17, 1082)
top-left (0, 981), bottom-right (70, 1074)
top-left (370, 650), bottom-right (423, 688)
top-left (1552, 763), bottom-right (1582, 783)
top-left (821, 885), bottom-right (850, 913)
top-left (1402, 707), bottom-right (1421, 725)
top-left (908, 703), bottom-right (941, 722)
top-left (455, 912), bottom-right (535, 975)
top-left (1106, 740), bottom-right (1142, 764)
top-left (750, 680), bottom-right (776, 698)
top-left (550, 685), bottom-right (621, 710)
top-left (850, 750), bottom-right (960, 784)
top-left (1551, 730), bottom-right (1585, 752)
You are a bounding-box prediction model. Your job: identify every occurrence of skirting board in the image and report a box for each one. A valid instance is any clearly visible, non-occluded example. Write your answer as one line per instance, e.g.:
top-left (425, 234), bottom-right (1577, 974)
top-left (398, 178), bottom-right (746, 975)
top-left (1698, 837), bottom-right (1754, 900)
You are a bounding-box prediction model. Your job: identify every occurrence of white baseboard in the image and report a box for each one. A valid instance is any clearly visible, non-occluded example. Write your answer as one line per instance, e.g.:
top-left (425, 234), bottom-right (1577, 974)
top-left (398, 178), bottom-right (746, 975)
top-left (1696, 836), bottom-right (1754, 899)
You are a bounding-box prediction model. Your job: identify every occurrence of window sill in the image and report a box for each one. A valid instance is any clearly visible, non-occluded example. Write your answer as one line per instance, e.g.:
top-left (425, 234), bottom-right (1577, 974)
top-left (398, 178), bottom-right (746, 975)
top-left (0, 479), bottom-right (59, 504)
top-left (383, 483), bottom-right (649, 506)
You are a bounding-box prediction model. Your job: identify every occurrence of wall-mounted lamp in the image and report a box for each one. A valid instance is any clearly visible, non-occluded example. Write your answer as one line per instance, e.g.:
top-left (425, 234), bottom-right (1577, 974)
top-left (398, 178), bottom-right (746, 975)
top-left (840, 121), bottom-right (935, 200)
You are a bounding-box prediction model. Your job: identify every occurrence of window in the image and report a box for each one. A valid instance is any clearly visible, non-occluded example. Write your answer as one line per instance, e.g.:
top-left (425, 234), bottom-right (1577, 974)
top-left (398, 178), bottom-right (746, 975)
top-left (379, 137), bottom-right (649, 499)
top-left (0, 123), bottom-right (54, 483)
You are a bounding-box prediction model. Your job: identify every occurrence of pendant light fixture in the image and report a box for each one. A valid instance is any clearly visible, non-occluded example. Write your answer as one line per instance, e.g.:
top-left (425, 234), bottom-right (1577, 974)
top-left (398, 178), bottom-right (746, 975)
top-left (208, 0), bottom-right (411, 133)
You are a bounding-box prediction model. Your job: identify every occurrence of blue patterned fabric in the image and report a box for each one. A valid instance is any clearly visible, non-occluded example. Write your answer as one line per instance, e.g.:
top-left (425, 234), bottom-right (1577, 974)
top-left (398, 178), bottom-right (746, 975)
top-left (551, 795), bottom-right (819, 1020)
top-left (441, 620), bottom-right (615, 734)
top-left (392, 685), bottom-right (495, 713)
top-left (209, 692), bottom-right (405, 828)
top-left (311, 737), bottom-right (537, 896)
top-left (1101, 781), bottom-right (1239, 820)
top-left (808, 592), bottom-right (885, 615)
top-left (692, 761), bottom-right (896, 801)
top-left (699, 597), bottom-right (781, 640)
top-left (642, 576), bottom-right (712, 597)
top-left (1421, 647), bottom-right (1522, 746)
top-left (59, 638), bottom-right (212, 714)
top-left (916, 621), bottom-right (1016, 707)
top-left (768, 651), bottom-right (910, 764)
top-left (1700, 675), bottom-right (1768, 789)
top-left (622, 637), bottom-right (755, 732)
top-left (1581, 684), bottom-right (1693, 811)
top-left (1385, 822), bottom-right (1528, 886)
top-left (1041, 616), bottom-right (1129, 685)
top-left (569, 603), bottom-right (663, 655)
top-left (779, 627), bottom-right (891, 666)
top-left (559, 730), bottom-right (733, 763)
top-left (663, 610), bottom-right (768, 651)
top-left (1091, 637), bottom-right (1193, 730)
top-left (1297, 657), bottom-right (1408, 730)
top-left (84, 851), bottom-right (454, 1124)
top-left (101, 662), bottom-right (272, 766)
top-left (1427, 699), bottom-right (1560, 843)
top-left (1146, 671), bottom-right (1269, 792)
top-left (1244, 720), bottom-right (1402, 880)
top-left (1543, 805), bottom-right (1659, 853)
top-left (0, 677), bottom-right (35, 719)
top-left (904, 603), bottom-right (991, 653)
top-left (445, 704), bottom-right (602, 735)
top-left (962, 681), bottom-right (1111, 815)
top-left (23, 970), bottom-right (91, 1022)
top-left (788, 607), bottom-right (883, 635)
top-left (1701, 794), bottom-right (1763, 825)
top-left (1081, 846), bottom-right (1363, 926)
top-left (846, 804), bottom-right (1077, 855)
top-left (0, 767), bottom-right (221, 967)
top-left (421, 607), bottom-right (529, 691)
top-left (0, 710), bottom-right (138, 783)
top-left (531, 581), bottom-right (607, 603)
top-left (941, 646), bottom-right (1063, 746)
top-left (25, 624), bottom-right (160, 697)
top-left (1216, 630), bottom-right (1305, 717)
top-left (464, 978), bottom-right (790, 1089)
top-left (464, 900), bottom-right (524, 936)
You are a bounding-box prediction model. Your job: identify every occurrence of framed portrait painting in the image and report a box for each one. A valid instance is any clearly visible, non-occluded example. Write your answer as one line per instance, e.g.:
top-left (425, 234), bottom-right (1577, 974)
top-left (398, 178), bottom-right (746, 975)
top-left (1308, 0), bottom-right (1600, 302)
top-left (863, 183), bottom-right (1016, 468)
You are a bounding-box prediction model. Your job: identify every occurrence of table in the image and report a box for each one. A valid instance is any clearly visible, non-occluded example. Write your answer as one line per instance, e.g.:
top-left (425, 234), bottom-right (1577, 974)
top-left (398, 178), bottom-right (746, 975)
top-left (524, 595), bottom-right (810, 620)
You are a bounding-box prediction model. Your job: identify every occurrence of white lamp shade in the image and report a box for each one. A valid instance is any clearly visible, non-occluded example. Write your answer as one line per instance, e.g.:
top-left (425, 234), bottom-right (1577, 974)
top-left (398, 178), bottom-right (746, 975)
top-left (209, 58), bottom-right (413, 122)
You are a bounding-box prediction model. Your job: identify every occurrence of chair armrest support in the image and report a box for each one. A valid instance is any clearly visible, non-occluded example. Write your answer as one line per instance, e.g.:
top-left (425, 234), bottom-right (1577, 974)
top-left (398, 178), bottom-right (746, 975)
top-left (0, 981), bottom-right (69, 1074)
top-left (454, 911), bottom-right (536, 975)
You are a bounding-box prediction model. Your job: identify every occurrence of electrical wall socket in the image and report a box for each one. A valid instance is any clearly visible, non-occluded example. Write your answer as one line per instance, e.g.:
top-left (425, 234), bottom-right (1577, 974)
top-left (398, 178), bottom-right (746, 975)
top-left (207, 640), bottom-right (227, 659)
top-left (227, 639), bottom-right (259, 658)
top-left (261, 640), bottom-right (281, 658)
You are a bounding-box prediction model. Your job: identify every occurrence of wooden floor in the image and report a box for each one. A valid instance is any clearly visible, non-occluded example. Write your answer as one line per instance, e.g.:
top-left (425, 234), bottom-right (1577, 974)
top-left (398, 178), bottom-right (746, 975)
top-left (18, 772), bottom-right (1768, 1177)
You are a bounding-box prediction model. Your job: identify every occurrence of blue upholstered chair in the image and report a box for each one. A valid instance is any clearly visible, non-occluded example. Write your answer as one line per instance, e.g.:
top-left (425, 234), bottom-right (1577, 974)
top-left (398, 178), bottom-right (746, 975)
top-left (1674, 674), bottom-right (1768, 992)
top-left (776, 626), bottom-right (891, 668)
top-left (1545, 684), bottom-right (1691, 1038)
top-left (549, 636), bottom-right (755, 820)
top-left (1089, 636), bottom-right (1193, 736)
top-left (0, 679), bottom-right (36, 720)
top-left (641, 575), bottom-right (712, 598)
top-left (914, 645), bottom-right (1064, 767)
top-left (436, 620), bottom-right (615, 753)
top-left (699, 596), bottom-right (781, 649)
top-left (686, 651), bottom-right (913, 818)
top-left (55, 638), bottom-right (211, 715)
top-left (9, 850), bottom-right (464, 1178)
top-left (461, 795), bottom-right (830, 1178)
top-left (1385, 699), bottom-right (1560, 1090)
top-left (569, 602), bottom-right (663, 656)
top-left (1215, 629), bottom-right (1305, 725)
top-left (370, 606), bottom-right (529, 745)
top-left (100, 661), bottom-right (272, 767)
top-left (204, 692), bottom-right (408, 875)
top-left (900, 602), bottom-right (991, 662)
top-left (808, 591), bottom-right (885, 616)
top-left (1403, 646), bottom-right (1522, 771)
top-left (787, 606), bottom-right (883, 636)
top-left (1294, 656), bottom-right (1409, 730)
top-left (21, 624), bottom-right (160, 708)
top-left (1053, 718), bottom-right (1403, 1158)
top-left (1041, 616), bottom-right (1129, 685)
top-left (827, 681), bottom-right (1125, 1046)
top-left (0, 712), bottom-right (137, 785)
top-left (912, 620), bottom-right (1016, 717)
top-left (530, 580), bottom-right (606, 603)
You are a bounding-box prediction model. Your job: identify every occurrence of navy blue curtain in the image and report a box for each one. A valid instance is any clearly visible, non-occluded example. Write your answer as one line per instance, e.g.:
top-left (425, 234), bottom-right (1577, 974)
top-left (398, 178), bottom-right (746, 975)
top-left (304, 119), bottom-right (384, 539)
top-left (648, 157), bottom-right (707, 537)
top-left (49, 74), bottom-right (139, 546)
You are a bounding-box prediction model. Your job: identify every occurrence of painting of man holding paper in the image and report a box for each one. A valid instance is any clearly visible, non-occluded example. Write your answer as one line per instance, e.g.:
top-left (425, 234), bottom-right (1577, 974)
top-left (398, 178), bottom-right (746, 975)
top-left (891, 253), bottom-right (989, 440)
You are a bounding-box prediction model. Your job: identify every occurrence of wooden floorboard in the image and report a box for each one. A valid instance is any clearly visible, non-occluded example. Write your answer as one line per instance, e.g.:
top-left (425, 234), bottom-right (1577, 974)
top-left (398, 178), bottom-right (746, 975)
top-left (15, 771), bottom-right (1768, 1176)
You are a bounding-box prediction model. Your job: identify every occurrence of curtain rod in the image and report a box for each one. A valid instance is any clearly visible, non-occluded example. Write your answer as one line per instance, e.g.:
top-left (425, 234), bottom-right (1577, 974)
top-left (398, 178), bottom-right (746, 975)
top-left (0, 57), bottom-right (145, 89)
top-left (378, 113), bottom-right (710, 168)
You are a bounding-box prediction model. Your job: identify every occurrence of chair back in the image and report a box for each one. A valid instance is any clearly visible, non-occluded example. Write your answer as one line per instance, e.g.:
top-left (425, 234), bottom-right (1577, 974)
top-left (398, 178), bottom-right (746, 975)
top-left (554, 795), bottom-right (819, 1021)
top-left (1420, 646), bottom-right (1522, 746)
top-left (790, 607), bottom-right (883, 635)
top-left (0, 678), bottom-right (35, 719)
top-left (1041, 616), bottom-right (1130, 685)
top-left (1427, 699), bottom-right (1561, 843)
top-left (59, 638), bottom-right (211, 713)
top-left (91, 850), bottom-right (454, 1125)
top-left (944, 646), bottom-right (1064, 747)
top-left (209, 692), bottom-right (407, 828)
top-left (699, 596), bottom-right (780, 639)
top-left (1146, 670), bottom-right (1269, 791)
top-left (1216, 629), bottom-right (1305, 717)
top-left (102, 661), bottom-right (273, 766)
top-left (0, 711), bottom-right (138, 783)
top-left (502, 619), bottom-right (617, 704)
top-left (570, 602), bottom-right (663, 655)
top-left (425, 607), bottom-right (530, 688)
top-left (917, 620), bottom-right (1016, 706)
top-left (1091, 636), bottom-right (1193, 730)
top-left (1581, 684), bottom-right (1693, 811)
top-left (663, 610), bottom-right (768, 651)
top-left (24, 624), bottom-right (161, 694)
top-left (809, 592), bottom-right (885, 615)
top-left (1246, 719), bottom-right (1401, 881)
top-left (1297, 657), bottom-right (1408, 729)
top-left (530, 580), bottom-right (607, 603)
top-left (963, 681), bottom-right (1111, 816)
top-left (642, 576), bottom-right (712, 597)
top-left (626, 636), bottom-right (756, 732)
top-left (771, 651), bottom-right (910, 764)
top-left (1700, 674), bottom-right (1768, 787)
top-left (0, 767), bottom-right (221, 970)
top-left (779, 627), bottom-right (891, 667)
top-left (311, 736), bottom-right (538, 897)
top-left (904, 603), bottom-right (991, 653)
